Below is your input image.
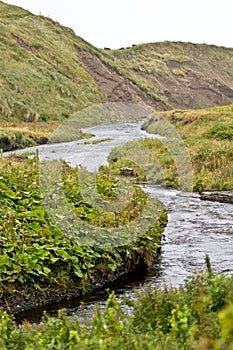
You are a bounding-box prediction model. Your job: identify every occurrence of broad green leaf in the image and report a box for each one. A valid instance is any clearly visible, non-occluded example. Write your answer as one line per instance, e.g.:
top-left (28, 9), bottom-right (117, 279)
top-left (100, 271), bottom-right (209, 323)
top-left (0, 254), bottom-right (10, 267)
top-left (74, 268), bottom-right (83, 278)
top-left (43, 267), bottom-right (51, 274)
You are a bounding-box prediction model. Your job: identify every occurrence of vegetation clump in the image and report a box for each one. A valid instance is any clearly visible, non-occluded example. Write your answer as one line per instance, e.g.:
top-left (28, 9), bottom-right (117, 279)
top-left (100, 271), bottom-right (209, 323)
top-left (0, 156), bottom-right (167, 310)
top-left (0, 269), bottom-right (233, 349)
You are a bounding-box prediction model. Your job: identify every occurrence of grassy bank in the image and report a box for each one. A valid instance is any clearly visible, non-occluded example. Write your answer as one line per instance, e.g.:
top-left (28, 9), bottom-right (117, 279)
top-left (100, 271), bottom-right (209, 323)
top-left (0, 1), bottom-right (104, 122)
top-left (159, 104), bottom-right (233, 191)
top-left (0, 267), bottom-right (233, 349)
top-left (0, 120), bottom-right (57, 151)
top-left (0, 155), bottom-right (167, 312)
top-left (105, 105), bottom-right (233, 191)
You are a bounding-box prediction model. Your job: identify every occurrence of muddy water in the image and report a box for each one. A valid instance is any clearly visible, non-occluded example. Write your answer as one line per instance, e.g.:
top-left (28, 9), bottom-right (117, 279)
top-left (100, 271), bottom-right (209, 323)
top-left (9, 122), bottom-right (233, 323)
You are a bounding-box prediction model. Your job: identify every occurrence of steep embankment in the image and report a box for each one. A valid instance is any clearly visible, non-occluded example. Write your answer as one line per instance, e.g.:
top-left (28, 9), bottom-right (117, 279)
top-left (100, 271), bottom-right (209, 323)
top-left (102, 42), bottom-right (233, 109)
top-left (0, 1), bottom-right (104, 122)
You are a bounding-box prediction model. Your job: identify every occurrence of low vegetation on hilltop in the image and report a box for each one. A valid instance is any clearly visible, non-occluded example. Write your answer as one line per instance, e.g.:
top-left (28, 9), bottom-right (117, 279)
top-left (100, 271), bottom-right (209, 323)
top-left (103, 41), bottom-right (233, 109)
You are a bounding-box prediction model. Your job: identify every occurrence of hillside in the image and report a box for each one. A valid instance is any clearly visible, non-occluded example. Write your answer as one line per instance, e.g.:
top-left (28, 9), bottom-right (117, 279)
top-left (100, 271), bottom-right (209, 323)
top-left (105, 42), bottom-right (233, 109)
top-left (0, 1), bottom-right (104, 122)
top-left (0, 0), bottom-right (233, 125)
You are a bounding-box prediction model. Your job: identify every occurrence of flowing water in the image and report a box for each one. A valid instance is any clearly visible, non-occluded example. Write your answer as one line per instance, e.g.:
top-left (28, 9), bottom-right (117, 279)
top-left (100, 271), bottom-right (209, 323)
top-left (8, 122), bottom-right (233, 323)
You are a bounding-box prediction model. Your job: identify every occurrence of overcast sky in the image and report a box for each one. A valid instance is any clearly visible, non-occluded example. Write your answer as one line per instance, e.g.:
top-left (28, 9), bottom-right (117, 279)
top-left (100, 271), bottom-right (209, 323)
top-left (3, 0), bottom-right (233, 49)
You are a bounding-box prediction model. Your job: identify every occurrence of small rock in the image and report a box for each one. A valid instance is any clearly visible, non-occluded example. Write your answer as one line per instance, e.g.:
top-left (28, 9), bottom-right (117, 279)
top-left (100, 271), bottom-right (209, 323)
top-left (120, 167), bottom-right (134, 177)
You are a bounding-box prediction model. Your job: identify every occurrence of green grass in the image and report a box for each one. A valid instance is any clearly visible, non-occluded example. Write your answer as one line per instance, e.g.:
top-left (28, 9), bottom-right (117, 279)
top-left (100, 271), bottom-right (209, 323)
top-left (99, 41), bottom-right (233, 110)
top-left (109, 104), bottom-right (233, 191)
top-left (0, 121), bottom-right (95, 151)
top-left (0, 1), bottom-right (233, 151)
top-left (105, 139), bottom-right (178, 187)
top-left (1, 0), bottom-right (233, 126)
top-left (0, 1), bottom-right (104, 123)
top-left (158, 105), bottom-right (233, 191)
top-left (0, 120), bottom-right (60, 151)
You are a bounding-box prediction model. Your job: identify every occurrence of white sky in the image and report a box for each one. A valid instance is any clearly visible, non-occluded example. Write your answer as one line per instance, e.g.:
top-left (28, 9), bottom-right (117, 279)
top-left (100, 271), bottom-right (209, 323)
top-left (3, 0), bottom-right (233, 49)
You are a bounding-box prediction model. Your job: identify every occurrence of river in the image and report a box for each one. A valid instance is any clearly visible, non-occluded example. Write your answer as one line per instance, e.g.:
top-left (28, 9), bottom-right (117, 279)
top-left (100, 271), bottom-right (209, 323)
top-left (7, 122), bottom-right (233, 323)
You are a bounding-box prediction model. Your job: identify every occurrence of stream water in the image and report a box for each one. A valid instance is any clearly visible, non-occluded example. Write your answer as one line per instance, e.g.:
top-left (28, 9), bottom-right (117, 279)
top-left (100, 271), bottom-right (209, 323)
top-left (8, 122), bottom-right (233, 323)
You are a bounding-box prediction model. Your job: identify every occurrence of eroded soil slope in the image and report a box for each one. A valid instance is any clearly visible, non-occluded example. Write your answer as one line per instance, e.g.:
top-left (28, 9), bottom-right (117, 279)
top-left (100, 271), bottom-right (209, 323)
top-left (95, 42), bottom-right (233, 109)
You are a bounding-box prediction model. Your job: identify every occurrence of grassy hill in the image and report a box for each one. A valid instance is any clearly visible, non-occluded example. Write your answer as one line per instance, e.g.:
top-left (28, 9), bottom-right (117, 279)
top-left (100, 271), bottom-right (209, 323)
top-left (105, 41), bottom-right (233, 109)
top-left (0, 1), bottom-right (233, 150)
top-left (0, 1), bottom-right (104, 123)
top-left (1, 0), bottom-right (233, 122)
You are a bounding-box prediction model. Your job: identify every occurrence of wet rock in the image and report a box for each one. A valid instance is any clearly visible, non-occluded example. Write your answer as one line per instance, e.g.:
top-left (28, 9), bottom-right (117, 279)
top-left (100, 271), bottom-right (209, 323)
top-left (200, 191), bottom-right (233, 204)
top-left (0, 136), bottom-right (12, 151)
top-left (120, 167), bottom-right (135, 176)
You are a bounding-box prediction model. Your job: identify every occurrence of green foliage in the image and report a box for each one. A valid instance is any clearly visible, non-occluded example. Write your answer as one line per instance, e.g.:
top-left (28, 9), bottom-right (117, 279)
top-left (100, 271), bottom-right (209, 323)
top-left (0, 271), bottom-right (233, 349)
top-left (0, 0), bottom-right (103, 123)
top-left (0, 129), bottom-right (37, 151)
top-left (216, 303), bottom-right (233, 349)
top-left (205, 125), bottom-right (233, 140)
top-left (1, 0), bottom-right (233, 130)
top-left (106, 138), bottom-right (178, 187)
top-left (0, 157), bottom-right (166, 298)
top-left (103, 41), bottom-right (233, 110)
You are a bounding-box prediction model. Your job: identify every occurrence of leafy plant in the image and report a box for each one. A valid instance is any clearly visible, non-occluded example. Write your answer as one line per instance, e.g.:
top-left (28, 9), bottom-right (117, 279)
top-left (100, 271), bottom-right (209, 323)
top-left (205, 125), bottom-right (233, 140)
top-left (0, 270), bottom-right (233, 349)
top-left (0, 156), bottom-right (167, 302)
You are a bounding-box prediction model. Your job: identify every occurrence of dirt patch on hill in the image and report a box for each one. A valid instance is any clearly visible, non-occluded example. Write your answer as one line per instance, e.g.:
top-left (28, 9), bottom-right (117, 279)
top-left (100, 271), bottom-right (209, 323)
top-left (135, 59), bottom-right (233, 110)
top-left (76, 48), bottom-right (233, 110)
top-left (11, 33), bottom-right (37, 53)
top-left (75, 46), bottom-right (168, 110)
top-left (165, 59), bottom-right (233, 108)
top-left (96, 43), bottom-right (233, 110)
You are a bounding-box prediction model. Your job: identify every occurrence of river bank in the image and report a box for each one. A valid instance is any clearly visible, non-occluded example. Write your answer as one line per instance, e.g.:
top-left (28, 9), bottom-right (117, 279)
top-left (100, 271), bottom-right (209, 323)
top-left (1, 246), bottom-right (159, 315)
top-left (0, 155), bottom-right (167, 315)
top-left (1, 270), bottom-right (233, 350)
top-left (0, 120), bottom-right (60, 152)
top-left (2, 117), bottom-right (233, 318)
top-left (143, 104), bottom-right (233, 192)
